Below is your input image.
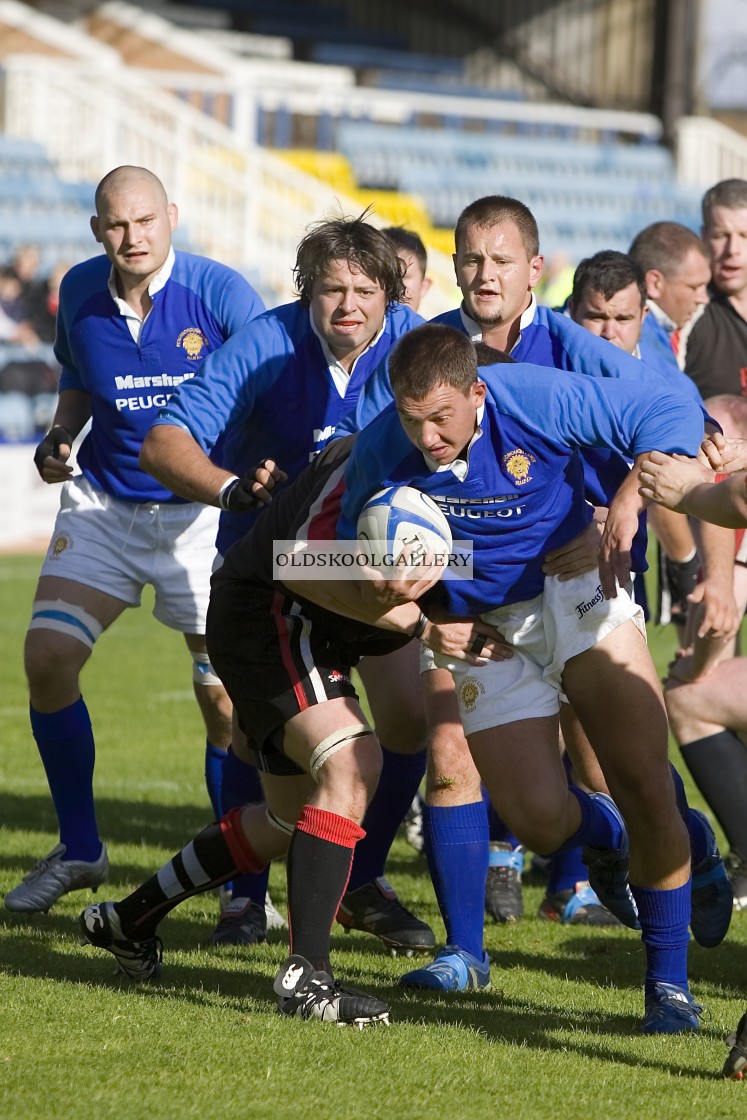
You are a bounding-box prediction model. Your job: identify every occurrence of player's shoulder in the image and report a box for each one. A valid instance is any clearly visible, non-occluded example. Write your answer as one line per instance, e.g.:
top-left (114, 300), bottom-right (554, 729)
top-left (171, 250), bottom-right (256, 291)
top-left (58, 254), bottom-right (111, 314)
top-left (355, 400), bottom-right (410, 458)
top-left (60, 253), bottom-right (110, 289)
top-left (252, 299), bottom-right (312, 348)
top-left (532, 303), bottom-right (578, 341)
top-left (428, 307), bottom-right (463, 328)
top-left (386, 301), bottom-right (425, 336)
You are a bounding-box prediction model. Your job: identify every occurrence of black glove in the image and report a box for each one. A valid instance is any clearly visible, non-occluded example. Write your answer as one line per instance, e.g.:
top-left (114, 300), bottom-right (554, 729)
top-left (34, 426), bottom-right (74, 478)
top-left (218, 463), bottom-right (272, 514)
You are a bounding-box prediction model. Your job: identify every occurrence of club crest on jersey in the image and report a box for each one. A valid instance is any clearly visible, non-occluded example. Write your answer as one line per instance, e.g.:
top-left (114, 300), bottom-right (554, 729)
top-left (176, 328), bottom-right (209, 360)
top-left (503, 449), bottom-right (535, 485)
top-left (50, 534), bottom-right (71, 557)
top-left (459, 675), bottom-right (485, 714)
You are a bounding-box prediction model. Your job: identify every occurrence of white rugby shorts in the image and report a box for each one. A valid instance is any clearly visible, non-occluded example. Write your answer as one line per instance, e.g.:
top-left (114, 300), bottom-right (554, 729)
top-left (39, 474), bottom-right (219, 633)
top-left (432, 569), bottom-right (645, 735)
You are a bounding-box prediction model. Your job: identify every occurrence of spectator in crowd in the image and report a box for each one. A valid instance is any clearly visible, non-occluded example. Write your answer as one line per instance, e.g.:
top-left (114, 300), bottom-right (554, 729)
top-left (0, 259), bottom-right (61, 441)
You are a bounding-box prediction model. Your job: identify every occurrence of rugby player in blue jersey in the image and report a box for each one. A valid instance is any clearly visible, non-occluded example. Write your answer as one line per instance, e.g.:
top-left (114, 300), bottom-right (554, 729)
top-left (338, 196), bottom-right (731, 996)
top-left (4, 167), bottom-right (264, 915)
top-left (138, 216), bottom-right (435, 953)
top-left (335, 323), bottom-right (710, 1032)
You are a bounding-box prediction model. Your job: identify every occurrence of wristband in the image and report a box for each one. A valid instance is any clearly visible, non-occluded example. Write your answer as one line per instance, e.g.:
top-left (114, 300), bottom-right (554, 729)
top-left (217, 475), bottom-right (240, 511)
top-left (411, 611), bottom-right (428, 640)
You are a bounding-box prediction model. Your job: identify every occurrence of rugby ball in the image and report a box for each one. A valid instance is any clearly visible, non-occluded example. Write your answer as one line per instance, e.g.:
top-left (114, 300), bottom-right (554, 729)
top-left (356, 486), bottom-right (452, 573)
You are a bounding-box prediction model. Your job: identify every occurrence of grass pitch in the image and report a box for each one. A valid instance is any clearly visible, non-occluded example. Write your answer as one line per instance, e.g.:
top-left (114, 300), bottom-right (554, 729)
top-left (2, 553), bottom-right (747, 1119)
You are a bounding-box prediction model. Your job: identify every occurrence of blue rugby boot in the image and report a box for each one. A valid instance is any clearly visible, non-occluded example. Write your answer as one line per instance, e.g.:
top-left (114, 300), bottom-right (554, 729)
top-left (689, 809), bottom-right (733, 948)
top-left (641, 982), bottom-right (703, 1034)
top-left (582, 793), bottom-right (640, 930)
top-left (399, 945), bottom-right (491, 991)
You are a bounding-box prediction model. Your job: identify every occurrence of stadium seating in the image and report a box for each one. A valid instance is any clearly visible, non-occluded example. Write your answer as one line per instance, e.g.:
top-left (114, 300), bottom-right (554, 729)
top-left (333, 121), bottom-right (702, 258)
top-left (0, 136), bottom-right (94, 270)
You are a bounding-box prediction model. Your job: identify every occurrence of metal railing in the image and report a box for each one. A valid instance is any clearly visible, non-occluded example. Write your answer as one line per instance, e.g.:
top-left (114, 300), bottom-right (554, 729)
top-left (0, 54), bottom-right (460, 307)
top-left (676, 115), bottom-right (747, 189)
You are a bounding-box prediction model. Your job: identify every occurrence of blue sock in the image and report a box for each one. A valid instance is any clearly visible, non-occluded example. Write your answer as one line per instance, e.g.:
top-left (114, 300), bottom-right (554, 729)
top-left (424, 801), bottom-right (488, 959)
top-left (346, 746), bottom-right (426, 892)
top-left (551, 786), bottom-right (625, 855)
top-left (30, 697), bottom-right (100, 862)
top-left (482, 788), bottom-right (519, 847)
top-left (631, 880), bottom-right (691, 996)
top-left (669, 763), bottom-right (708, 867)
top-left (221, 747), bottom-right (269, 907)
top-left (204, 741), bottom-right (226, 818)
top-left (547, 845), bottom-right (588, 895)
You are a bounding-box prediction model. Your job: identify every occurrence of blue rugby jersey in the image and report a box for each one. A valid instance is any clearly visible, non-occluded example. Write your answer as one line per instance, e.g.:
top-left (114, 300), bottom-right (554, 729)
top-left (154, 298), bottom-right (422, 555)
top-left (337, 361), bottom-right (704, 614)
top-left (337, 303), bottom-right (708, 573)
top-left (638, 312), bottom-right (701, 392)
top-left (56, 250), bottom-right (264, 503)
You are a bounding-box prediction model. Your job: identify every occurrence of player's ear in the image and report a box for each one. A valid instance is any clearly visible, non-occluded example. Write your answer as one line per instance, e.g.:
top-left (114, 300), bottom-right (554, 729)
top-left (421, 276), bottom-right (432, 297)
top-left (471, 379), bottom-right (487, 407)
top-left (646, 268), bottom-right (664, 300)
top-left (529, 254), bottom-right (544, 289)
top-left (90, 216), bottom-right (101, 243)
top-left (167, 203), bottom-right (178, 232)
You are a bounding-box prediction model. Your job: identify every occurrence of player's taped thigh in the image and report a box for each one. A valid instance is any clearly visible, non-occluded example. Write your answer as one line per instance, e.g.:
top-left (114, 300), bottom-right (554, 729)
top-left (28, 599), bottom-right (104, 651)
top-left (308, 723), bottom-right (373, 782)
top-left (190, 650), bottom-right (223, 686)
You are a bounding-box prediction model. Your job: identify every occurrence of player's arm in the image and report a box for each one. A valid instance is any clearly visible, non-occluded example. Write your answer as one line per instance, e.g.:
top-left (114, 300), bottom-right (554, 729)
top-left (280, 567), bottom-right (510, 667)
top-left (34, 389), bottom-right (91, 483)
top-left (542, 507), bottom-right (606, 580)
top-left (598, 453), bottom-right (649, 598)
top-left (140, 423), bottom-right (234, 504)
top-left (664, 522), bottom-right (741, 685)
top-left (687, 519), bottom-right (740, 646)
top-left (140, 425), bottom-right (285, 511)
top-left (639, 450), bottom-right (747, 526)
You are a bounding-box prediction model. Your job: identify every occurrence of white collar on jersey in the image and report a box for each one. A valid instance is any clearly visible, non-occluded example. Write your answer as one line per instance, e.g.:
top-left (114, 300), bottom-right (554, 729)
top-left (309, 309), bottom-right (387, 398)
top-left (107, 246), bottom-right (176, 337)
top-left (646, 298), bottom-right (677, 335)
top-left (459, 292), bottom-right (537, 354)
top-left (423, 401), bottom-right (485, 482)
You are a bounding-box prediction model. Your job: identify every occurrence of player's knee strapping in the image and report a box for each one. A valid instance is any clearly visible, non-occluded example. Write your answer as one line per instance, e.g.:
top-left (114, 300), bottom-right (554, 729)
top-left (191, 651), bottom-right (222, 686)
top-left (308, 723), bottom-right (373, 782)
top-left (219, 806), bottom-right (267, 873)
top-left (28, 600), bottom-right (103, 650)
top-left (266, 808), bottom-right (296, 836)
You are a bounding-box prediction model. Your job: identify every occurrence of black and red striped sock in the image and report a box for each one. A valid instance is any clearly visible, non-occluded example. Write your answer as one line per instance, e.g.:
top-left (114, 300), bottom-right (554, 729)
top-left (115, 808), bottom-right (266, 938)
top-left (286, 805), bottom-right (365, 974)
